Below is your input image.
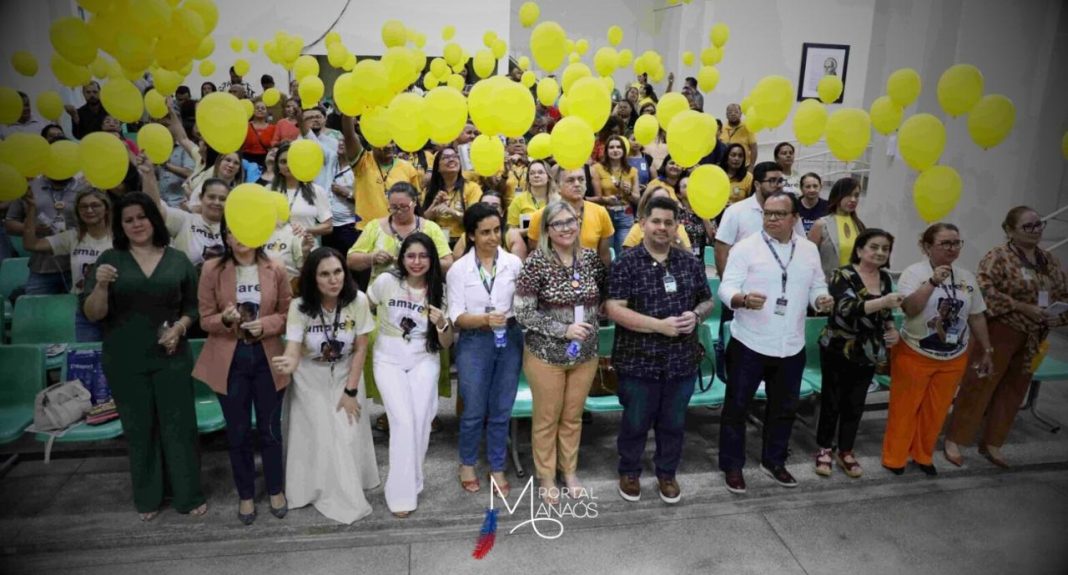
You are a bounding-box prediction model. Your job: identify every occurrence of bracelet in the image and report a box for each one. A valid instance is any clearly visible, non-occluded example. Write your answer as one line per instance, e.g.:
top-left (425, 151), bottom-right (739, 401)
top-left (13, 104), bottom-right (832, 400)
top-left (984, 347), bottom-right (994, 355)
top-left (741, 294), bottom-right (749, 309)
top-left (177, 322), bottom-right (187, 337)
top-left (343, 387), bottom-right (358, 397)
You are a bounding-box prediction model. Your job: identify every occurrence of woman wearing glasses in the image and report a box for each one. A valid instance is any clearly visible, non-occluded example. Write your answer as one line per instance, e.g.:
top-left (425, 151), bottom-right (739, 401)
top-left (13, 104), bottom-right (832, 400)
top-left (808, 177), bottom-right (866, 283)
top-left (882, 223), bottom-right (994, 476)
top-left (944, 207), bottom-right (1068, 468)
top-left (421, 146), bottom-right (483, 247)
top-left (270, 247), bottom-right (380, 523)
top-left (505, 159), bottom-right (559, 259)
top-left (367, 233), bottom-right (453, 517)
top-left (515, 200), bottom-right (608, 504)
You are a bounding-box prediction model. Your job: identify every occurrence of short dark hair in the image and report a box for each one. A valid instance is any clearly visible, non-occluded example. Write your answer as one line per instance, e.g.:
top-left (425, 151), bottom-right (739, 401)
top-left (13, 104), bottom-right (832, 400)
top-left (920, 223), bottom-right (960, 247)
top-left (298, 247), bottom-right (358, 315)
top-left (763, 191), bottom-right (799, 214)
top-left (112, 192), bottom-right (170, 250)
top-left (40, 123), bottom-right (64, 139)
top-left (643, 195), bottom-right (679, 219)
top-left (175, 85), bottom-right (191, 97)
top-left (799, 172), bottom-right (822, 188)
top-left (685, 77), bottom-right (697, 87)
top-left (851, 228), bottom-right (895, 266)
top-left (773, 142), bottom-right (795, 160)
top-left (752, 161), bottom-right (784, 184)
top-left (261, 74), bottom-right (275, 86)
top-left (462, 202), bottom-right (502, 253)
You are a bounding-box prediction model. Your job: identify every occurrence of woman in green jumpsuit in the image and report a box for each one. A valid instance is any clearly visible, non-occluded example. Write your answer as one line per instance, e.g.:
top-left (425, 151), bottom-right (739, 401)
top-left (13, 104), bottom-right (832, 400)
top-left (83, 193), bottom-right (206, 521)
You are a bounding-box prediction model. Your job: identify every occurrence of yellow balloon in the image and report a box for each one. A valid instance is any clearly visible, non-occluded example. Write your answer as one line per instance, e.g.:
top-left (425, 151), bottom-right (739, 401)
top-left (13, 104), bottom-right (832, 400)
top-left (491, 38), bottom-right (508, 61)
top-left (442, 25), bottom-right (456, 41)
top-left (0, 134), bottom-right (48, 178)
top-left (886, 68), bottom-right (921, 108)
top-left (495, 81), bottom-right (536, 138)
top-left (937, 64), bottom-right (983, 117)
top-left (743, 107), bottom-right (764, 133)
top-left (562, 63), bottom-right (592, 93)
top-left (50, 18), bottom-right (98, 66)
top-left (575, 39), bottom-right (589, 56)
top-left (196, 36), bottom-right (215, 60)
top-left (325, 31), bottom-right (342, 47)
top-left (362, 106), bottom-right (392, 148)
top-left (557, 94), bottom-right (569, 117)
top-left (633, 115), bottom-right (659, 146)
top-left (656, 92), bottom-right (689, 130)
top-left (530, 21), bottom-right (567, 72)
top-left (446, 74), bottom-right (465, 92)
top-left (154, 69), bottom-right (183, 96)
top-left (422, 87), bottom-right (467, 143)
top-left (144, 89), bottom-right (168, 119)
top-left (607, 25), bottom-right (623, 47)
top-left (792, 99), bottom-right (827, 146)
top-left (710, 23), bottom-right (730, 48)
top-left (474, 49), bottom-right (496, 79)
top-left (518, 56), bottom-right (531, 71)
top-left (550, 117), bottom-right (594, 169)
top-left (225, 184), bottom-right (277, 248)
top-left (667, 111), bottom-right (716, 168)
top-left (12, 52), bottom-right (38, 77)
top-left (568, 53), bottom-right (581, 65)
top-left (247, 39), bottom-right (259, 53)
top-left (51, 52), bottom-right (92, 88)
top-left (700, 46), bottom-right (723, 66)
top-left (352, 60), bottom-right (391, 106)
top-left (618, 49), bottom-right (633, 67)
top-left (44, 140), bottom-right (81, 181)
top-left (196, 92), bottom-right (247, 153)
top-left (697, 66), bottom-right (719, 93)
top-left (298, 76), bottom-right (325, 108)
top-left (471, 134), bottom-right (504, 177)
top-left (817, 75), bottom-right (843, 104)
top-left (327, 43), bottom-right (349, 69)
top-left (343, 54), bottom-right (357, 72)
top-left (100, 79), bottom-right (144, 123)
top-left (233, 58), bottom-right (251, 78)
top-left (33, 91), bottom-right (63, 122)
top-left (241, 99), bottom-right (254, 120)
top-left (824, 108), bottom-right (871, 162)
top-left (287, 139), bottom-right (324, 183)
top-left (752, 75), bottom-right (794, 128)
top-left (482, 31), bottom-right (498, 49)
top-left (389, 93), bottom-right (428, 152)
top-left (687, 164), bottom-right (730, 219)
top-left (898, 113), bottom-right (945, 171)
top-left (593, 47), bottom-right (618, 77)
top-left (199, 59), bottom-right (216, 77)
top-left (261, 87), bottom-right (280, 108)
top-left (382, 20), bottom-right (407, 48)
top-left (0, 88), bottom-right (21, 125)
top-left (332, 73), bottom-right (363, 116)
top-left (913, 165), bottom-right (962, 223)
top-left (682, 51), bottom-right (695, 67)
top-left (184, 0), bottom-right (219, 34)
top-left (528, 133), bottom-right (552, 160)
top-left (230, 37), bottom-right (243, 52)
top-left (519, 2), bottom-right (541, 28)
top-left (137, 123), bottom-right (174, 164)
top-left (869, 95), bottom-right (904, 135)
top-left (80, 132), bottom-right (128, 189)
top-left (537, 77), bottom-right (560, 107)
top-left (967, 94), bottom-right (1015, 150)
top-left (273, 191), bottom-right (290, 224)
top-left (568, 77), bottom-right (611, 132)
top-left (382, 47), bottom-right (417, 93)
top-left (294, 55), bottom-right (319, 82)
top-left (0, 163), bottom-right (26, 202)
top-left (521, 70), bottom-right (537, 88)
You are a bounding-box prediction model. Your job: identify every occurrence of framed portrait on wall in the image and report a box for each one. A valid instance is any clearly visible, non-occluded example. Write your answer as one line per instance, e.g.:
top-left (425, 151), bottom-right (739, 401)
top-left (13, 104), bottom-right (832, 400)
top-left (797, 43), bottom-right (850, 102)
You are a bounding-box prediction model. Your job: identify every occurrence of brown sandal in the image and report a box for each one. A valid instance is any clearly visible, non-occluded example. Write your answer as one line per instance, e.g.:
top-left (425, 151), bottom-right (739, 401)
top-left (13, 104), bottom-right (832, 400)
top-left (814, 448), bottom-right (833, 477)
top-left (459, 465), bottom-right (480, 493)
top-left (836, 450), bottom-right (863, 478)
top-left (488, 473), bottom-right (510, 497)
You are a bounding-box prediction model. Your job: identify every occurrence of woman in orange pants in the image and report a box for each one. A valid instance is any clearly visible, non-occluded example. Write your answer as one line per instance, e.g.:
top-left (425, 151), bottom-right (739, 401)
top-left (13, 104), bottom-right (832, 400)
top-left (883, 223), bottom-right (993, 476)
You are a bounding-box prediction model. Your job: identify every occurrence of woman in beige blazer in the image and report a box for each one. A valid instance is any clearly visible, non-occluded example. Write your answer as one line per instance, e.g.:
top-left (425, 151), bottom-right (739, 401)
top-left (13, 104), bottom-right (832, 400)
top-left (194, 218), bottom-right (292, 525)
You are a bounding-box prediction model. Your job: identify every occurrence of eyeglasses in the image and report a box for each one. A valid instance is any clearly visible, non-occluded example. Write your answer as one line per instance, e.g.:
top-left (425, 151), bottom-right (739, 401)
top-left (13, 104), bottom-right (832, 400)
top-left (388, 202), bottom-right (414, 213)
top-left (79, 203), bottom-right (105, 211)
top-left (762, 210), bottom-right (792, 221)
top-left (761, 178), bottom-right (787, 185)
top-left (548, 217), bottom-right (579, 231)
top-left (1021, 221), bottom-right (1047, 233)
top-left (935, 240), bottom-right (964, 250)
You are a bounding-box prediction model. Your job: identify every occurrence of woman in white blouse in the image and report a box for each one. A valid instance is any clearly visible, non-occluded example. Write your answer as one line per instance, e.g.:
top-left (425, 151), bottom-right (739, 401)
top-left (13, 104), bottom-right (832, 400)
top-left (270, 141), bottom-right (333, 239)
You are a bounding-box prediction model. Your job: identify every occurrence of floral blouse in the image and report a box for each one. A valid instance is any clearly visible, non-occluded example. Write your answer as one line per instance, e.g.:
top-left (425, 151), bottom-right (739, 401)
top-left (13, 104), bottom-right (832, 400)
top-left (514, 247), bottom-right (607, 366)
top-left (978, 243), bottom-right (1068, 369)
top-left (819, 265), bottom-right (895, 366)
top-left (677, 202), bottom-right (711, 259)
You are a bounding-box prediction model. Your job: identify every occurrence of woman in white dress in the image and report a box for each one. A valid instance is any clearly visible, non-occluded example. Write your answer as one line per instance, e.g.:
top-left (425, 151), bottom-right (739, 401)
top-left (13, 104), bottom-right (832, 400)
top-left (367, 232), bottom-right (453, 517)
top-left (270, 247), bottom-right (380, 523)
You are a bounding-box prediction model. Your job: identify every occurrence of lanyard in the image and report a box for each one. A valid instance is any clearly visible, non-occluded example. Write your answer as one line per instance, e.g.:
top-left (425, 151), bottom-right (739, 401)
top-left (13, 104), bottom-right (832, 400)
top-left (377, 160), bottom-right (394, 184)
top-left (318, 305), bottom-right (342, 345)
top-left (939, 267), bottom-right (958, 301)
top-left (762, 231), bottom-right (796, 293)
top-left (387, 215), bottom-right (420, 244)
top-left (476, 253), bottom-right (498, 296)
top-left (1008, 242), bottom-right (1046, 274)
top-left (553, 249), bottom-right (582, 289)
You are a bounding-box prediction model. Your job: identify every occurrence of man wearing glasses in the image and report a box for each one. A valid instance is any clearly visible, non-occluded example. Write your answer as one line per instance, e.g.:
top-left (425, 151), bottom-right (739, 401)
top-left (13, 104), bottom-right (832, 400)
top-left (717, 191), bottom-right (833, 494)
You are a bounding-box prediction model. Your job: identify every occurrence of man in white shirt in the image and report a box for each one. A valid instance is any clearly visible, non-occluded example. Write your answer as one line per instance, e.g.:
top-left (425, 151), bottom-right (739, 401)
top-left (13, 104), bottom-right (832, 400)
top-left (714, 161), bottom-right (804, 277)
top-left (716, 192), bottom-right (833, 494)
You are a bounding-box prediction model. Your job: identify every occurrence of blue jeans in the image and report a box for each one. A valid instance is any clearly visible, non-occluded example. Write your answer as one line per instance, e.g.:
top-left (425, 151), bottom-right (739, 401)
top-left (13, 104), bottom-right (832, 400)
top-left (456, 323), bottom-right (523, 471)
top-left (718, 338), bottom-right (805, 471)
top-left (607, 208), bottom-right (633, 256)
top-left (75, 307), bottom-right (102, 342)
top-left (617, 371), bottom-right (696, 479)
top-left (216, 342), bottom-right (285, 500)
top-left (25, 270), bottom-right (72, 295)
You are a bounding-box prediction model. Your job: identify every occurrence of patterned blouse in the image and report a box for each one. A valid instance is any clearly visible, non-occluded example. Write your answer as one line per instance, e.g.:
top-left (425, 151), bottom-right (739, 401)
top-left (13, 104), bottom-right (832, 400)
top-left (819, 265), bottom-right (895, 366)
top-left (514, 247), bottom-right (608, 366)
top-left (978, 243), bottom-right (1068, 369)
top-left (677, 202), bottom-right (711, 259)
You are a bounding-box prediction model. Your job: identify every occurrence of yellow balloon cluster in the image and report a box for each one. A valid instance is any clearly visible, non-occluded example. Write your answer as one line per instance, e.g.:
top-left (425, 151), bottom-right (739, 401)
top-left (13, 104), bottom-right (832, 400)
top-left (913, 166), bottom-right (962, 222)
top-left (225, 184), bottom-right (277, 248)
top-left (687, 165), bottom-right (730, 219)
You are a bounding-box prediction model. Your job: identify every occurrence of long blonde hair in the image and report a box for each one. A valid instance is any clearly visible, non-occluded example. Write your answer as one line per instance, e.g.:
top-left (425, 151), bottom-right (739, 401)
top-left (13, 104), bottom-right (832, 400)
top-left (526, 159), bottom-right (560, 203)
top-left (74, 189), bottom-right (111, 241)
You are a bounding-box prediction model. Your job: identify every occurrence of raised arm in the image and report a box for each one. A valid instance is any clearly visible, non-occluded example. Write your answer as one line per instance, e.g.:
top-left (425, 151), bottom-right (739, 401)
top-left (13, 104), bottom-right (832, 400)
top-left (340, 114), bottom-right (364, 164)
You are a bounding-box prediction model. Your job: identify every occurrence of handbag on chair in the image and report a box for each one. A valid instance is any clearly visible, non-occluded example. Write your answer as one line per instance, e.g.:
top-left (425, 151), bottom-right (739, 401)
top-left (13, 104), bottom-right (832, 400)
top-left (33, 380), bottom-right (92, 432)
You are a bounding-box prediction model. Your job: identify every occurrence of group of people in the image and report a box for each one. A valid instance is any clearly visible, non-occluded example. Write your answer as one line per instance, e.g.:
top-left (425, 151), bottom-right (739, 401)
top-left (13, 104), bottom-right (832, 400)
top-left (1, 71), bottom-right (1065, 526)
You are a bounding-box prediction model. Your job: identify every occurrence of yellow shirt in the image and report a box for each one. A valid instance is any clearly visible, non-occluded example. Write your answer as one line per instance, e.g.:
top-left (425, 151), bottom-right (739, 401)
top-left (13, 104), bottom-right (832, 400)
top-left (527, 201), bottom-right (614, 250)
top-left (348, 217), bottom-right (452, 285)
top-left (622, 223), bottom-right (692, 250)
top-left (720, 123), bottom-right (757, 164)
top-left (728, 171), bottom-right (754, 204)
top-left (427, 180), bottom-right (483, 240)
top-left (592, 163), bottom-right (638, 202)
top-left (836, 216), bottom-right (858, 266)
top-left (354, 151), bottom-right (422, 230)
top-left (503, 163), bottom-right (528, 208)
top-left (507, 191), bottom-right (551, 229)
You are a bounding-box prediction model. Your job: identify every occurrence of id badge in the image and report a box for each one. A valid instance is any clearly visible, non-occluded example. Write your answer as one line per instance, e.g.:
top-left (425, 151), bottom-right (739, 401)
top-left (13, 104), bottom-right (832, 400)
top-left (1038, 290), bottom-right (1050, 308)
top-left (663, 272), bottom-right (677, 294)
top-left (1022, 269), bottom-right (1034, 282)
top-left (574, 305), bottom-right (585, 324)
top-left (945, 326), bottom-right (961, 345)
top-left (520, 213), bottom-right (532, 230)
top-left (774, 297), bottom-right (788, 316)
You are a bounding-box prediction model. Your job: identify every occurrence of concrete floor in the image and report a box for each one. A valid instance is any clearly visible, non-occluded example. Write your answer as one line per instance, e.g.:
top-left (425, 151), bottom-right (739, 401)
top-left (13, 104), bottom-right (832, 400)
top-left (2, 332), bottom-right (1068, 575)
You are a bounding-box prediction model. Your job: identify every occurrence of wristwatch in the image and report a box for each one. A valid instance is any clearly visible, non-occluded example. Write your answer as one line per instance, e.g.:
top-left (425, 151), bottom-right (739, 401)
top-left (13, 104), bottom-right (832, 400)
top-left (343, 387), bottom-right (358, 397)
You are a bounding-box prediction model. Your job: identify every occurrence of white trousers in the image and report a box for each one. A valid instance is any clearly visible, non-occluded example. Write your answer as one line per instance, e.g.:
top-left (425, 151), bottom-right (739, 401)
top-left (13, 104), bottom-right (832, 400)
top-left (373, 335), bottom-right (441, 513)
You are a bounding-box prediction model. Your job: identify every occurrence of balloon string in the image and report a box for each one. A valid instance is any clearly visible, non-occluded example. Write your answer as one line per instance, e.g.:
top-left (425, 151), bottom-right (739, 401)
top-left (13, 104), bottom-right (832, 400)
top-left (303, 0), bottom-right (354, 50)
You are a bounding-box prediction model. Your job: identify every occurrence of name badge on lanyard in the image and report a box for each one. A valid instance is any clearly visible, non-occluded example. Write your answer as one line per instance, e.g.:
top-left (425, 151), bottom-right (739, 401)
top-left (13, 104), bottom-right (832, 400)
top-left (762, 232), bottom-right (796, 317)
top-left (1038, 290), bottom-right (1050, 308)
top-left (1022, 269), bottom-right (1034, 282)
top-left (774, 297), bottom-right (788, 316)
top-left (663, 270), bottom-right (677, 294)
